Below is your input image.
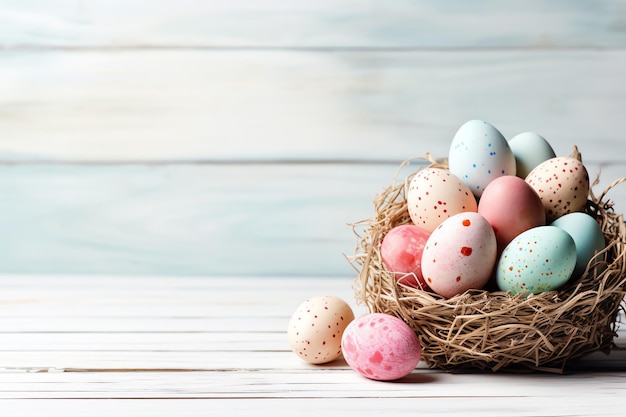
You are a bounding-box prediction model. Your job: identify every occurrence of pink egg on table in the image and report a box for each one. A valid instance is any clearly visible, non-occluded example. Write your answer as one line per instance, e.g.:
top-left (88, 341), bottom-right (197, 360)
top-left (341, 313), bottom-right (421, 381)
top-left (380, 224), bottom-right (431, 289)
top-left (478, 175), bottom-right (546, 254)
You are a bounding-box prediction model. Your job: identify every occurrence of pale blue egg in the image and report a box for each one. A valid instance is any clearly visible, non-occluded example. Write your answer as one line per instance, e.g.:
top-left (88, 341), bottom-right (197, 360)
top-left (551, 212), bottom-right (606, 278)
top-left (496, 226), bottom-right (576, 295)
top-left (509, 132), bottom-right (556, 178)
top-left (448, 120), bottom-right (516, 198)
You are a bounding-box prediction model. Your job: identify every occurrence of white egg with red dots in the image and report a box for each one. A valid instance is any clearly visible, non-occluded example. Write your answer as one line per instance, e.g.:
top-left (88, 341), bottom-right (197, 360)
top-left (421, 212), bottom-right (498, 298)
top-left (287, 295), bottom-right (355, 364)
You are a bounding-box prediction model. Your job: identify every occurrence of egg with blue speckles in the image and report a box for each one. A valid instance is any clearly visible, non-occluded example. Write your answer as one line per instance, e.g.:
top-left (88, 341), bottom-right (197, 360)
top-left (508, 132), bottom-right (556, 178)
top-left (448, 120), bottom-right (516, 198)
top-left (496, 226), bottom-right (576, 295)
top-left (551, 212), bottom-right (606, 278)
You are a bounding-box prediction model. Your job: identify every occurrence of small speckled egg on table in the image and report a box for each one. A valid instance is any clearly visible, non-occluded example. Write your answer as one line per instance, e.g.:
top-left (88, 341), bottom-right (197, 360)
top-left (341, 313), bottom-right (421, 381)
top-left (287, 295), bottom-right (355, 364)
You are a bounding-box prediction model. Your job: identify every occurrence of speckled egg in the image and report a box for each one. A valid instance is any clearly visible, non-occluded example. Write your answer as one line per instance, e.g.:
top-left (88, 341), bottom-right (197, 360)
top-left (341, 313), bottom-right (421, 381)
top-left (496, 226), bottom-right (577, 295)
top-left (288, 295), bottom-right (355, 364)
top-left (508, 132), bottom-right (556, 178)
top-left (406, 167), bottom-right (478, 233)
top-left (380, 224), bottom-right (431, 289)
top-left (478, 175), bottom-right (546, 254)
top-left (448, 120), bottom-right (517, 197)
top-left (421, 212), bottom-right (497, 298)
top-left (551, 212), bottom-right (606, 278)
top-left (525, 156), bottom-right (590, 222)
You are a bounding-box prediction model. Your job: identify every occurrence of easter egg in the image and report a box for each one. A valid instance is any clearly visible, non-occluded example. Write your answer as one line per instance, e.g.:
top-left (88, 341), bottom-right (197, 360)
top-left (287, 295), bottom-right (355, 364)
top-left (525, 156), bottom-right (590, 222)
top-left (406, 167), bottom-right (478, 233)
top-left (421, 212), bottom-right (497, 298)
top-left (341, 313), bottom-right (421, 381)
top-left (478, 175), bottom-right (546, 254)
top-left (551, 212), bottom-right (606, 278)
top-left (496, 226), bottom-right (577, 295)
top-left (508, 132), bottom-right (556, 178)
top-left (380, 224), bottom-right (431, 289)
top-left (448, 120), bottom-right (516, 197)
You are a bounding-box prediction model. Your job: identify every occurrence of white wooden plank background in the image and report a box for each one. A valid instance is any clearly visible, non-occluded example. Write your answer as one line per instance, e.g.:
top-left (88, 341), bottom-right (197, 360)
top-left (2, 0), bottom-right (626, 48)
top-left (0, 49), bottom-right (624, 276)
top-left (0, 162), bottom-right (623, 277)
top-left (1, 49), bottom-right (626, 163)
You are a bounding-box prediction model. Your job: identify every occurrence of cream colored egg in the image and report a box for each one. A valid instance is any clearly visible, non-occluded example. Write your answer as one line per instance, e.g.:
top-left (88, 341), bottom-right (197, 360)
top-left (407, 168), bottom-right (478, 233)
top-left (525, 157), bottom-right (589, 222)
top-left (287, 295), bottom-right (354, 364)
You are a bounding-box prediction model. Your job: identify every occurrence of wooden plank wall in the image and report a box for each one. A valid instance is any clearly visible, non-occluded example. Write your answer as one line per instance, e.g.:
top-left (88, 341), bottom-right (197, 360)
top-left (1, 1), bottom-right (625, 277)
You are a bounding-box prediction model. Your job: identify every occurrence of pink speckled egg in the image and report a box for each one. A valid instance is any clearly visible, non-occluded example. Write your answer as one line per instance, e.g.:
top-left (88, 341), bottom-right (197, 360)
top-left (478, 175), bottom-right (546, 254)
top-left (525, 156), bottom-right (590, 222)
top-left (341, 313), bottom-right (421, 381)
top-left (406, 167), bottom-right (478, 233)
top-left (380, 224), bottom-right (431, 289)
top-left (288, 296), bottom-right (355, 364)
top-left (421, 212), bottom-right (497, 298)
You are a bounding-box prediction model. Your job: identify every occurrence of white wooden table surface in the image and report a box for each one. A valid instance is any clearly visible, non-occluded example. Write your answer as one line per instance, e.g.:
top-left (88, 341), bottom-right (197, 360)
top-left (1, 275), bottom-right (625, 417)
top-left (1, 1), bottom-right (626, 415)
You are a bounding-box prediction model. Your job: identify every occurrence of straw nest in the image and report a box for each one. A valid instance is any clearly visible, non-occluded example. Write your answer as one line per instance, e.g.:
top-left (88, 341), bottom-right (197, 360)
top-left (349, 149), bottom-right (626, 373)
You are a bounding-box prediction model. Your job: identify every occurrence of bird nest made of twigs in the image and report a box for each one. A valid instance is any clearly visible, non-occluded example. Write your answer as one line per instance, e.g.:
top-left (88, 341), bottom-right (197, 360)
top-left (349, 150), bottom-right (626, 373)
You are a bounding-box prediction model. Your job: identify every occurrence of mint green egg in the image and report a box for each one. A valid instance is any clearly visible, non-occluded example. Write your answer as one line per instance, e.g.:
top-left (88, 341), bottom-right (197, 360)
top-left (496, 226), bottom-right (576, 295)
top-left (551, 212), bottom-right (606, 278)
top-left (509, 132), bottom-right (556, 178)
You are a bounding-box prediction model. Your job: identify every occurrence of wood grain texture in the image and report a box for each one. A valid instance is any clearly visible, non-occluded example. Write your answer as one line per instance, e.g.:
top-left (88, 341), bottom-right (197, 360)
top-left (1, 49), bottom-right (625, 163)
top-left (1, 398), bottom-right (625, 417)
top-left (0, 162), bottom-right (623, 277)
top-left (0, 0), bottom-right (626, 48)
top-left (0, 3), bottom-right (625, 278)
top-left (2, 0), bottom-right (626, 48)
top-left (0, 163), bottom-right (391, 276)
top-left (0, 275), bottom-right (624, 416)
